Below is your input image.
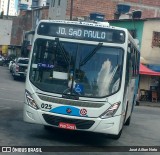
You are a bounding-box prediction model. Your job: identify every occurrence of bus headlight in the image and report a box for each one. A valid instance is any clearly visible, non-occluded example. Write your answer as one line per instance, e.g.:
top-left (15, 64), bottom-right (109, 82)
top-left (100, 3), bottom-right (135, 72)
top-left (25, 90), bottom-right (39, 110)
top-left (100, 102), bottom-right (121, 119)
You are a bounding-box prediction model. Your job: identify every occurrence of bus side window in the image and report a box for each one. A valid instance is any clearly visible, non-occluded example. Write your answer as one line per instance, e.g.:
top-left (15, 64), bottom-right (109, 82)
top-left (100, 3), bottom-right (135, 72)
top-left (131, 47), bottom-right (139, 77)
top-left (130, 45), bottom-right (137, 77)
top-left (135, 50), bottom-right (138, 76)
top-left (131, 49), bottom-right (135, 77)
top-left (126, 51), bottom-right (131, 85)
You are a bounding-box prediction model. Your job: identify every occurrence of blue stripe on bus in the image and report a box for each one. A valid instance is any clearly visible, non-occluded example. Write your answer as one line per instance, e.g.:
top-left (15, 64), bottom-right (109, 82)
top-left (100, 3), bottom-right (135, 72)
top-left (49, 106), bottom-right (81, 117)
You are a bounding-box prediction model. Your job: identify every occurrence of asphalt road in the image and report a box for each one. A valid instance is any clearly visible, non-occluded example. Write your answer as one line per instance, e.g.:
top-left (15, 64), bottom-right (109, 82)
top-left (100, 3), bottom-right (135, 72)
top-left (0, 66), bottom-right (160, 155)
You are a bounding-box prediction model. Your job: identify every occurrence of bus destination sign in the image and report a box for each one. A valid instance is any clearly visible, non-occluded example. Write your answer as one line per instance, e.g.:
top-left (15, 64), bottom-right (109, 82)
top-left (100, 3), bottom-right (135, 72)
top-left (37, 22), bottom-right (125, 43)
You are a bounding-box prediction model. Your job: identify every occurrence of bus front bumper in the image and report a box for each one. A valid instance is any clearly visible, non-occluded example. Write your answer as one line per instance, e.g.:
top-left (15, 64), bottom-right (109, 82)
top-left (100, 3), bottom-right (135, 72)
top-left (23, 104), bottom-right (123, 135)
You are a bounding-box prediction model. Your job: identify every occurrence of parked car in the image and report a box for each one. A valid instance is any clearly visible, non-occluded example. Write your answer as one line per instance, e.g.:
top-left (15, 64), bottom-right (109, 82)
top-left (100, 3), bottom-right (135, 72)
top-left (12, 57), bottom-right (29, 80)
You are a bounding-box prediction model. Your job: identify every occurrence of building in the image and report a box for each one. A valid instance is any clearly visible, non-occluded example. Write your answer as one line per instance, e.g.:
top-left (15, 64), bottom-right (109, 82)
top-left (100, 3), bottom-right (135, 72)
top-left (109, 19), bottom-right (144, 48)
top-left (7, 0), bottom-right (50, 57)
top-left (0, 0), bottom-right (17, 16)
top-left (49, 0), bottom-right (67, 20)
top-left (19, 0), bottom-right (50, 10)
top-left (0, 19), bottom-right (12, 45)
top-left (110, 18), bottom-right (160, 102)
top-left (0, 19), bottom-right (12, 56)
top-left (19, 0), bottom-right (32, 10)
top-left (49, 0), bottom-right (118, 20)
top-left (139, 18), bottom-right (160, 101)
top-left (10, 5), bottom-right (49, 57)
top-left (38, 0), bottom-right (50, 7)
top-left (141, 19), bottom-right (160, 65)
top-left (48, 0), bottom-right (160, 20)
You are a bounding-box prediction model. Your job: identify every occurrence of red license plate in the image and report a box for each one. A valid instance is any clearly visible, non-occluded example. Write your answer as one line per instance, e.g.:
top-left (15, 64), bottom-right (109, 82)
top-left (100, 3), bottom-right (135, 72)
top-left (59, 122), bottom-right (76, 130)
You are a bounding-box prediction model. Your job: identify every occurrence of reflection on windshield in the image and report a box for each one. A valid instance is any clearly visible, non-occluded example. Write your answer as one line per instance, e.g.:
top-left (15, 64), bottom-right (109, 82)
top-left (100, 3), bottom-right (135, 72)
top-left (97, 59), bottom-right (119, 96)
top-left (30, 38), bottom-right (123, 98)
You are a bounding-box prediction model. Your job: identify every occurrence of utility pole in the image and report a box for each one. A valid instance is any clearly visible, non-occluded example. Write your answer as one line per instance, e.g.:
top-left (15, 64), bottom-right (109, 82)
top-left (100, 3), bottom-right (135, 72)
top-left (70, 0), bottom-right (73, 20)
top-left (7, 0), bottom-right (10, 19)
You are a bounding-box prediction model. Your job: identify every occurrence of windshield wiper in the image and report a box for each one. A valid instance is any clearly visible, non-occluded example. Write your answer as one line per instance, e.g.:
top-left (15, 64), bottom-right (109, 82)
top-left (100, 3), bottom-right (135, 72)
top-left (55, 38), bottom-right (70, 64)
top-left (79, 42), bottom-right (103, 66)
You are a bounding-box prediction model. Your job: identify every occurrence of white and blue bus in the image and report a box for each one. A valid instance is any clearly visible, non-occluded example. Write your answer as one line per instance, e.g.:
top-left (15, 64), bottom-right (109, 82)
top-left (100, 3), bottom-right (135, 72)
top-left (24, 20), bottom-right (140, 139)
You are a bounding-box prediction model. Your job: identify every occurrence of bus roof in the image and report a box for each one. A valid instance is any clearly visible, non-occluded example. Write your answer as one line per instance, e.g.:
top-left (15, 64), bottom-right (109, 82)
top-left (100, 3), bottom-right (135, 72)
top-left (38, 19), bottom-right (128, 32)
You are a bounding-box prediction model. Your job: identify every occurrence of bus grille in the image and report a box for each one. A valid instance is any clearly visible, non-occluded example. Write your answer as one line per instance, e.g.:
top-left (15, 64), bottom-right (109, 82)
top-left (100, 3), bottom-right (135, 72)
top-left (42, 114), bottom-right (95, 129)
top-left (38, 94), bottom-right (104, 108)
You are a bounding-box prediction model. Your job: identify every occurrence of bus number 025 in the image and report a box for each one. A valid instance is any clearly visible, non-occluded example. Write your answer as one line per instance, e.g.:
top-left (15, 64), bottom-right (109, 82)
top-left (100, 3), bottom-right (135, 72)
top-left (41, 103), bottom-right (52, 110)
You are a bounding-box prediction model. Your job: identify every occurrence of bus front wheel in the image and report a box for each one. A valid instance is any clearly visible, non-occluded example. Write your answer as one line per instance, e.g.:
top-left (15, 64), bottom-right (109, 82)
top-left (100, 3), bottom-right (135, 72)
top-left (124, 103), bottom-right (133, 126)
top-left (124, 115), bottom-right (131, 126)
top-left (108, 129), bottom-right (122, 140)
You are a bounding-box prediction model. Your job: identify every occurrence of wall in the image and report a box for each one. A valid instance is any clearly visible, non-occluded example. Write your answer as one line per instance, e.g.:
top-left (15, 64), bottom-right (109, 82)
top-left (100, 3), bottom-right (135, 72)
top-left (66, 0), bottom-right (117, 20)
top-left (64, 0), bottom-right (160, 21)
top-left (11, 6), bottom-right (49, 46)
top-left (0, 19), bottom-right (12, 45)
top-left (10, 10), bottom-right (32, 45)
top-left (141, 20), bottom-right (160, 64)
top-left (32, 6), bottom-right (49, 29)
top-left (49, 0), bottom-right (67, 20)
top-left (139, 75), bottom-right (151, 90)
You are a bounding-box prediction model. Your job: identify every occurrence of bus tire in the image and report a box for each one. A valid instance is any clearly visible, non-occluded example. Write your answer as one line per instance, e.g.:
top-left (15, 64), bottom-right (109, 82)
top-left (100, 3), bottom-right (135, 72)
top-left (109, 105), bottom-right (127, 140)
top-left (124, 115), bottom-right (131, 126)
top-left (125, 101), bottom-right (133, 126)
top-left (123, 102), bottom-right (128, 125)
top-left (44, 125), bottom-right (54, 130)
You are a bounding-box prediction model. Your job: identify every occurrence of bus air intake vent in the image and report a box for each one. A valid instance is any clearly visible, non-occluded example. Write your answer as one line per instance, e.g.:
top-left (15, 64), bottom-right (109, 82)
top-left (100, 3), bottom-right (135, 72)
top-left (42, 114), bottom-right (95, 129)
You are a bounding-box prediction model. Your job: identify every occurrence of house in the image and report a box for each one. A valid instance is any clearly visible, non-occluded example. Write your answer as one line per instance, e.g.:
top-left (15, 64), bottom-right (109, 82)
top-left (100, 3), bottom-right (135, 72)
top-left (110, 18), bottom-right (160, 102)
top-left (139, 18), bottom-right (160, 101)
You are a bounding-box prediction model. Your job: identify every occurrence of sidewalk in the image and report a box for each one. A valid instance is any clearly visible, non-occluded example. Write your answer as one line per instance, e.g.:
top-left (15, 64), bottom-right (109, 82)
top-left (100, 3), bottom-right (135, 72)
top-left (137, 101), bottom-right (160, 108)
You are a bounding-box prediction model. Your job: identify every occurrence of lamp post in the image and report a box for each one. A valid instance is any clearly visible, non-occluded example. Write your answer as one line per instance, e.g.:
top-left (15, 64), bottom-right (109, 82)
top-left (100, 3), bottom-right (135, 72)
top-left (70, 0), bottom-right (73, 20)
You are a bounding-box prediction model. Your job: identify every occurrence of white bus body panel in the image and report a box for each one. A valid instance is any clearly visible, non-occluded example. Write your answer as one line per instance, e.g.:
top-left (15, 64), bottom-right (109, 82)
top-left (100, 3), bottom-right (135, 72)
top-left (24, 79), bottom-right (125, 135)
top-left (24, 103), bottom-right (123, 135)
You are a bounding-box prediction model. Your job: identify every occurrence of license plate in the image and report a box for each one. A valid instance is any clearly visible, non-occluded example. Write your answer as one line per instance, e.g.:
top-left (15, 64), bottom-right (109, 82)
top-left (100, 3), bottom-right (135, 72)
top-left (59, 122), bottom-right (76, 130)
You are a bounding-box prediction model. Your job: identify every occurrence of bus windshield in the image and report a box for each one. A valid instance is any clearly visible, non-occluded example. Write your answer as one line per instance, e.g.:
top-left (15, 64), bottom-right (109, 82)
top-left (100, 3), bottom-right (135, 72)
top-left (30, 38), bottom-right (123, 97)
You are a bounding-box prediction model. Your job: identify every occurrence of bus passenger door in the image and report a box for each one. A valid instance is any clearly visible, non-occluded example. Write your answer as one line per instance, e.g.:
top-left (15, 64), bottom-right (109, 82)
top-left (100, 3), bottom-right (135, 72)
top-left (124, 47), bottom-right (134, 122)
